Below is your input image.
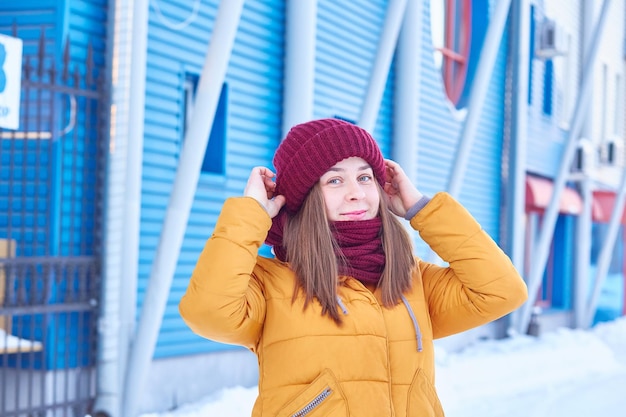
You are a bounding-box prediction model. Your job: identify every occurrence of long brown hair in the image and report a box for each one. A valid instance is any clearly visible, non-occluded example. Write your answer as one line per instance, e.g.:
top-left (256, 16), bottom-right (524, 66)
top-left (282, 183), bottom-right (415, 324)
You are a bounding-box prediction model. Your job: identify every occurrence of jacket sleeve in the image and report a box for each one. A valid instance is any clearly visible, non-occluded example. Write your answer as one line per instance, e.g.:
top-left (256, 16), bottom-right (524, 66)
top-left (178, 197), bottom-right (270, 350)
top-left (408, 192), bottom-right (528, 339)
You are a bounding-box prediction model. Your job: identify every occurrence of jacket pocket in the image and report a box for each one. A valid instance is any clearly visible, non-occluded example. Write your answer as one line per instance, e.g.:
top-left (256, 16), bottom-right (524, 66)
top-left (406, 369), bottom-right (445, 417)
top-left (276, 369), bottom-right (349, 417)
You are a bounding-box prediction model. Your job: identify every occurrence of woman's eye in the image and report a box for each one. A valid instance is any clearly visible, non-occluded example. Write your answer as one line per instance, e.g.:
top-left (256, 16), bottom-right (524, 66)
top-left (327, 178), bottom-right (341, 185)
top-left (359, 174), bottom-right (372, 182)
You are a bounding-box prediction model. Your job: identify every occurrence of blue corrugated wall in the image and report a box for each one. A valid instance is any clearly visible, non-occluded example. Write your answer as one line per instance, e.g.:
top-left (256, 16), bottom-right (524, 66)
top-left (144, 0), bottom-right (286, 358)
top-left (315, 0), bottom-right (393, 157)
top-left (417, 0), bottom-right (506, 246)
top-left (0, 1), bottom-right (59, 57)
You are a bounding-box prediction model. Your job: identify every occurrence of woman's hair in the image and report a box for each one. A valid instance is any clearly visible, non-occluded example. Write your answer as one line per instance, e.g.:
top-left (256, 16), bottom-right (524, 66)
top-left (282, 182), bottom-right (415, 324)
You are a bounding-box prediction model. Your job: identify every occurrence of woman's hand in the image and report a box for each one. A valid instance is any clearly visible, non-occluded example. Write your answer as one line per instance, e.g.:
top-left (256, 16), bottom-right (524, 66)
top-left (244, 167), bottom-right (286, 218)
top-left (383, 159), bottom-right (423, 218)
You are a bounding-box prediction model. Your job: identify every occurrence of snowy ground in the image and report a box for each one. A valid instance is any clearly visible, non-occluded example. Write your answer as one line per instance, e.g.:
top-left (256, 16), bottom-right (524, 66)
top-left (140, 316), bottom-right (626, 417)
top-left (0, 329), bottom-right (43, 353)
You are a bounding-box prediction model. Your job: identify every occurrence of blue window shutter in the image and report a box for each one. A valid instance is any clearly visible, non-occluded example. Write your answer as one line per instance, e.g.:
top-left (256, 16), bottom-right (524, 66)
top-left (543, 59), bottom-right (553, 115)
top-left (201, 84), bottom-right (227, 175)
top-left (181, 77), bottom-right (227, 176)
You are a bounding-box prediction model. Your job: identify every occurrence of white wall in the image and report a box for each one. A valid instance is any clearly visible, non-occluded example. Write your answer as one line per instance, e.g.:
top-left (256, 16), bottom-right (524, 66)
top-left (591, 0), bottom-right (626, 187)
top-left (140, 349), bottom-right (259, 414)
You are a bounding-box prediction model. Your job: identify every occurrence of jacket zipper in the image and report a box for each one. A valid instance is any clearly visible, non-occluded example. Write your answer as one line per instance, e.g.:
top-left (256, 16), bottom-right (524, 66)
top-left (290, 387), bottom-right (332, 417)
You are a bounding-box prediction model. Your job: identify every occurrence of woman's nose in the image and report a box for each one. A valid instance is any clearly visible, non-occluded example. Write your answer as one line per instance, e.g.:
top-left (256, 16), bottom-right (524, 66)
top-left (346, 180), bottom-right (365, 200)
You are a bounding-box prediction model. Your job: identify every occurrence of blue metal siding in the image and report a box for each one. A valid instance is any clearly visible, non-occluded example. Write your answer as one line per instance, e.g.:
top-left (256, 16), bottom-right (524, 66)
top-left (0, 2), bottom-right (57, 60)
top-left (141, 0), bottom-right (221, 360)
top-left (58, 0), bottom-right (107, 262)
top-left (315, 0), bottom-right (392, 157)
top-left (419, 0), bottom-right (463, 197)
top-left (142, 0), bottom-right (285, 358)
top-left (525, 0), bottom-right (574, 178)
top-left (67, 0), bottom-right (107, 65)
top-left (0, 0), bottom-right (106, 60)
top-left (463, 44), bottom-right (507, 236)
top-left (417, 0), bottom-right (505, 255)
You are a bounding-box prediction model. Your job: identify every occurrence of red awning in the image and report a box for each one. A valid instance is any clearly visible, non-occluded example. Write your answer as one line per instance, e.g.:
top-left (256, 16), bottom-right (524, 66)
top-left (592, 190), bottom-right (626, 224)
top-left (525, 175), bottom-right (583, 215)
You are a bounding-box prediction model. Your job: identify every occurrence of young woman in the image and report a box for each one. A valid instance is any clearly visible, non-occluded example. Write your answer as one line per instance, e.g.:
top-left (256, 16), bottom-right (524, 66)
top-left (179, 118), bottom-right (528, 417)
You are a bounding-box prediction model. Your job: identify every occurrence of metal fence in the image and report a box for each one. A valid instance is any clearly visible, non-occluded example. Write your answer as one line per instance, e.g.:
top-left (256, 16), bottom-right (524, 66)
top-left (0, 29), bottom-right (105, 417)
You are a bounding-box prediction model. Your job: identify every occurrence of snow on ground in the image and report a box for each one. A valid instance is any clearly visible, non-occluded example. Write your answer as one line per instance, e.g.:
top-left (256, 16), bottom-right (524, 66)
top-left (140, 316), bottom-right (626, 417)
top-left (0, 328), bottom-right (43, 352)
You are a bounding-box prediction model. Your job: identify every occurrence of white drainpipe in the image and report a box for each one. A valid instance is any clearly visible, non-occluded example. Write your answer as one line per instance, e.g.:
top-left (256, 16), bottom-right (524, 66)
top-left (393, 0), bottom-right (420, 238)
top-left (393, 0), bottom-right (420, 172)
top-left (282, 0), bottom-right (317, 135)
top-left (573, 0), bottom-right (597, 330)
top-left (121, 1), bottom-right (246, 416)
top-left (359, 0), bottom-right (408, 132)
top-left (575, 176), bottom-right (593, 328)
top-left (94, 0), bottom-right (148, 415)
top-left (506, 0), bottom-right (531, 333)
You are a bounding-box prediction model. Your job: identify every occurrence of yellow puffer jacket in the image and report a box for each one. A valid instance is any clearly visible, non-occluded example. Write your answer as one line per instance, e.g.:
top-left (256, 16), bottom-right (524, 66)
top-left (179, 192), bottom-right (528, 417)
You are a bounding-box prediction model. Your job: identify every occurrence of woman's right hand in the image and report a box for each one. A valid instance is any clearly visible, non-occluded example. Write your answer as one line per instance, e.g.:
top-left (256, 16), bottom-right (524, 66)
top-left (244, 167), bottom-right (286, 218)
top-left (383, 159), bottom-right (423, 218)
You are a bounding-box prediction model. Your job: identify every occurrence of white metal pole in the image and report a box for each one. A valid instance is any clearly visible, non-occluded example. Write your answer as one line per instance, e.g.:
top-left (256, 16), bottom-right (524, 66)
top-left (506, 0), bottom-right (531, 333)
top-left (282, 0), bottom-right (317, 135)
top-left (573, 0), bottom-right (597, 330)
top-left (393, 0), bottom-right (421, 238)
top-left (518, 0), bottom-right (612, 334)
top-left (118, 0), bottom-right (149, 396)
top-left (95, 0), bottom-right (149, 415)
top-left (393, 0), bottom-right (420, 174)
top-left (575, 177), bottom-right (593, 328)
top-left (121, 1), bottom-right (246, 416)
top-left (359, 0), bottom-right (408, 132)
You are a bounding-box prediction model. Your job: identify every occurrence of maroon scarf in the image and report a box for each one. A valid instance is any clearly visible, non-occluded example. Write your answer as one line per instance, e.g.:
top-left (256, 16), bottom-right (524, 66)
top-left (332, 218), bottom-right (385, 285)
top-left (266, 212), bottom-right (385, 285)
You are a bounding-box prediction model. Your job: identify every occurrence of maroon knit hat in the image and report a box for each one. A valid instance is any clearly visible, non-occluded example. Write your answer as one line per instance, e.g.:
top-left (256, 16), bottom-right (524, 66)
top-left (273, 118), bottom-right (386, 213)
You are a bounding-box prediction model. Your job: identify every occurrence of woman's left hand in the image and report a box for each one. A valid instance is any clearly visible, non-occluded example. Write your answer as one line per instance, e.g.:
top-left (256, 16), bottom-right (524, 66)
top-left (383, 159), bottom-right (423, 218)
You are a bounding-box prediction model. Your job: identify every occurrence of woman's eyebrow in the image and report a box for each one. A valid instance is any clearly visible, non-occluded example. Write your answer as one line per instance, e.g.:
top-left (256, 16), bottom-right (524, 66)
top-left (326, 164), bottom-right (372, 173)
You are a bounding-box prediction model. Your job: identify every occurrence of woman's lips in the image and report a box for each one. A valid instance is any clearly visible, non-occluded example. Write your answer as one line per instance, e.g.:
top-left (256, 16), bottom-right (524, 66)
top-left (341, 210), bottom-right (368, 220)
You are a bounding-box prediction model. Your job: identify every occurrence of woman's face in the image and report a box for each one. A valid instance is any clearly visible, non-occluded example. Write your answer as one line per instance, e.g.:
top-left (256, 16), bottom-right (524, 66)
top-left (318, 156), bottom-right (380, 221)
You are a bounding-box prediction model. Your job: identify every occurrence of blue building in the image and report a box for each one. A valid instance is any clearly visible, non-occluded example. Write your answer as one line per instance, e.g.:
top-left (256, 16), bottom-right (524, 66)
top-left (0, 0), bottom-right (624, 416)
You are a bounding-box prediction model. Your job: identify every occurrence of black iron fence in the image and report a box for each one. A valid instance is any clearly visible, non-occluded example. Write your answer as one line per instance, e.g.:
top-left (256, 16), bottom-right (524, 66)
top-left (0, 28), bottom-right (105, 417)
